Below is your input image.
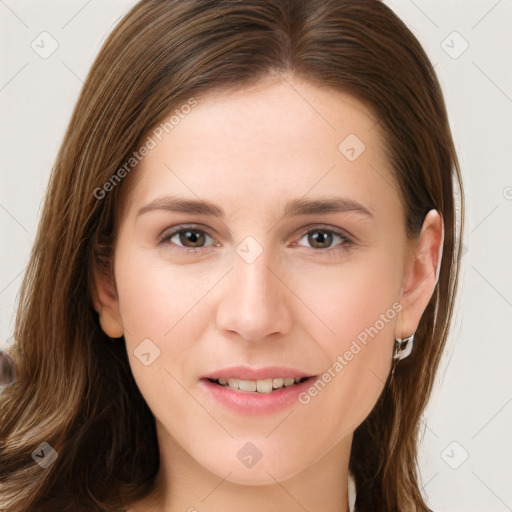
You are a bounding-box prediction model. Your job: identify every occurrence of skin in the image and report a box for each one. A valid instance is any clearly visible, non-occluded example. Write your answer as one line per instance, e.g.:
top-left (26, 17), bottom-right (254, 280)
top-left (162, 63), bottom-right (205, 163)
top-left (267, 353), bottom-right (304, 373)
top-left (93, 73), bottom-right (443, 512)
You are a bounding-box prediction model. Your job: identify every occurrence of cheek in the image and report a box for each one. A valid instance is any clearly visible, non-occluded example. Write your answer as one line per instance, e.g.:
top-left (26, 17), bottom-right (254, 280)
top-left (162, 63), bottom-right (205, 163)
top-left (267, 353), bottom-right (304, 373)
top-left (290, 248), bottom-right (401, 428)
top-left (290, 245), bottom-right (402, 351)
top-left (115, 249), bottom-right (221, 337)
top-left (113, 250), bottom-right (224, 394)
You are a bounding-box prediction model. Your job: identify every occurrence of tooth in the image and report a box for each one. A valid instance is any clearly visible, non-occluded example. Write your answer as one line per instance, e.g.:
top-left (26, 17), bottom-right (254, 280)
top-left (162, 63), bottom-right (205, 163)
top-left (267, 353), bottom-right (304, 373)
top-left (238, 379), bottom-right (257, 392)
top-left (227, 378), bottom-right (239, 390)
top-left (256, 379), bottom-right (273, 393)
top-left (272, 377), bottom-right (284, 389)
top-left (219, 377), bottom-right (303, 392)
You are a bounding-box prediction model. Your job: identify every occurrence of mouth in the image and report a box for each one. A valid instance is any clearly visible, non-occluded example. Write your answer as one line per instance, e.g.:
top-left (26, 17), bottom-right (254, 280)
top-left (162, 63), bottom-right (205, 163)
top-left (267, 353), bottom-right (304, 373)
top-left (200, 367), bottom-right (316, 415)
top-left (206, 376), bottom-right (312, 394)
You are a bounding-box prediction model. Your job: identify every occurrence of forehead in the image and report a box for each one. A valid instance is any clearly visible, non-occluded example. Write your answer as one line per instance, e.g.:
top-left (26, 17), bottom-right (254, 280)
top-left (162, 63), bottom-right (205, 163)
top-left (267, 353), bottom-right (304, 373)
top-left (124, 76), bottom-right (398, 222)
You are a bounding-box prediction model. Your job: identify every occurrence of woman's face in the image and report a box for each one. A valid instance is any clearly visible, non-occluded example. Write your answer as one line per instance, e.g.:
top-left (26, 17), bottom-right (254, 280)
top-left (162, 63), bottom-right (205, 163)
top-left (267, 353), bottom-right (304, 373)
top-left (100, 75), bottom-right (436, 485)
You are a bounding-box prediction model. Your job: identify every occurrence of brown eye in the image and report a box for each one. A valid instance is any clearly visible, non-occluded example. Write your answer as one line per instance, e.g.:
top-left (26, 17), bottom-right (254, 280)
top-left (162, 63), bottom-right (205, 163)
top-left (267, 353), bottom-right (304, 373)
top-left (177, 229), bottom-right (206, 248)
top-left (159, 226), bottom-right (216, 250)
top-left (307, 230), bottom-right (334, 249)
top-left (297, 229), bottom-right (350, 250)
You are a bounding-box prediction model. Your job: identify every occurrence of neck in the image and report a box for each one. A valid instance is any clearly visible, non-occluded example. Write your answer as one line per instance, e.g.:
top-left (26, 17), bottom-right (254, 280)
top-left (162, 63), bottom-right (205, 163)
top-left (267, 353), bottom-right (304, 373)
top-left (127, 426), bottom-right (352, 512)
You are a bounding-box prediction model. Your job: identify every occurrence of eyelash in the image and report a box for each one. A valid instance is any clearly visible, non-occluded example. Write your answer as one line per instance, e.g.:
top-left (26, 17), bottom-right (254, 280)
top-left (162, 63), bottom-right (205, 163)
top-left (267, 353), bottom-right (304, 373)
top-left (158, 224), bottom-right (355, 257)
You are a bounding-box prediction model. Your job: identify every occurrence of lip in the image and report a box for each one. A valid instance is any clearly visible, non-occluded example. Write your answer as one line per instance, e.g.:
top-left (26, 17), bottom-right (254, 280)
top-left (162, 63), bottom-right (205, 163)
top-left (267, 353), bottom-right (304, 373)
top-left (202, 366), bottom-right (311, 381)
top-left (200, 366), bottom-right (316, 416)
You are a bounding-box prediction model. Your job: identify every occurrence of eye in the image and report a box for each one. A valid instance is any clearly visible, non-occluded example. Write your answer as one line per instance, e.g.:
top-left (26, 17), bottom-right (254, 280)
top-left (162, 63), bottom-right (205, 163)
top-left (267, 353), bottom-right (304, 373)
top-left (158, 225), bottom-right (354, 255)
top-left (296, 228), bottom-right (353, 251)
top-left (159, 226), bottom-right (217, 250)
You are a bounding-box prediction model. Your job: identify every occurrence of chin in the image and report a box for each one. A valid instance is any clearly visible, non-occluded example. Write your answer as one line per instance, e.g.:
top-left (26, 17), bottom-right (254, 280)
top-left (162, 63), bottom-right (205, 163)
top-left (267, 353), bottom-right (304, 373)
top-left (214, 464), bottom-right (302, 487)
top-left (192, 444), bottom-right (313, 487)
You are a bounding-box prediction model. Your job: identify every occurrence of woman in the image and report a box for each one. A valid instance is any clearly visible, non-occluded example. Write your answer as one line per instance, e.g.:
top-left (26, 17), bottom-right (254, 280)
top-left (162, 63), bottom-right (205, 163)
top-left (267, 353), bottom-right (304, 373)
top-left (0, 0), bottom-right (464, 510)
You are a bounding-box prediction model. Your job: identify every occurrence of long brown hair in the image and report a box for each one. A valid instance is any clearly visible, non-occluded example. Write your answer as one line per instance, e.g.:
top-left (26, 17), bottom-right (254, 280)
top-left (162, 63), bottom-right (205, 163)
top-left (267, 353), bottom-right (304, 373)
top-left (0, 1), bottom-right (464, 510)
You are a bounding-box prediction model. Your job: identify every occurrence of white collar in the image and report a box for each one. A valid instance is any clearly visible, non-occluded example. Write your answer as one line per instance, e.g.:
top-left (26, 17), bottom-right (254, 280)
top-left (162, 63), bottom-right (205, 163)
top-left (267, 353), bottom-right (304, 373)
top-left (348, 472), bottom-right (356, 512)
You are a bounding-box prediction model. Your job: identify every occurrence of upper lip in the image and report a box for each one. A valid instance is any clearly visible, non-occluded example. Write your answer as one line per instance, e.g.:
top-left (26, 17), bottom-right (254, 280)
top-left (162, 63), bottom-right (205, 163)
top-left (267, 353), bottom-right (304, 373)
top-left (202, 366), bottom-right (313, 381)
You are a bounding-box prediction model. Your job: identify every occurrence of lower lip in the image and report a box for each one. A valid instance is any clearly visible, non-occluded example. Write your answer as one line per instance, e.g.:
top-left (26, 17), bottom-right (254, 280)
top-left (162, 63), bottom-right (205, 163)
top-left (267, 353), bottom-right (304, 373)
top-left (200, 378), bottom-right (315, 416)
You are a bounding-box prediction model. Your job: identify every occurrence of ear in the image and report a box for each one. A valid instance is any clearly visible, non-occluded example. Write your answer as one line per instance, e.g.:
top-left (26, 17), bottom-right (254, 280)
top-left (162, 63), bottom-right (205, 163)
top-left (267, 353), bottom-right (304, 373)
top-left (395, 209), bottom-right (444, 339)
top-left (91, 266), bottom-right (125, 339)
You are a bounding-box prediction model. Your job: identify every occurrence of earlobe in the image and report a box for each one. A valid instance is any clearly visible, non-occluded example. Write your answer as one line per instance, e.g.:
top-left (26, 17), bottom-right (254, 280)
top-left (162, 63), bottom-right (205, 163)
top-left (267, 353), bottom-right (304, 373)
top-left (98, 308), bottom-right (124, 339)
top-left (91, 268), bottom-right (125, 339)
top-left (395, 209), bottom-right (444, 340)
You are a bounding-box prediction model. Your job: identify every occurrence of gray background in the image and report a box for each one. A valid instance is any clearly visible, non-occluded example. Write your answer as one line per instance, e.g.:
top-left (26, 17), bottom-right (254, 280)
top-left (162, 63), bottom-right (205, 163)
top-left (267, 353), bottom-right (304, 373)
top-left (1, 1), bottom-right (511, 510)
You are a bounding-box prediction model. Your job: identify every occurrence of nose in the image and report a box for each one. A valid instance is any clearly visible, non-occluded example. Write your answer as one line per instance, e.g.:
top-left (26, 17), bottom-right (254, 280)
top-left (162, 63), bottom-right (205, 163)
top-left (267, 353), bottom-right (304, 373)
top-left (215, 250), bottom-right (293, 342)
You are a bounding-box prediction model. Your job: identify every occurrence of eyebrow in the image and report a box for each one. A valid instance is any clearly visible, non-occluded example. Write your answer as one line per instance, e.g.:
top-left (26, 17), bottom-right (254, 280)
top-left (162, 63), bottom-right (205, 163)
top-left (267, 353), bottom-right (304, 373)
top-left (136, 195), bottom-right (374, 219)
